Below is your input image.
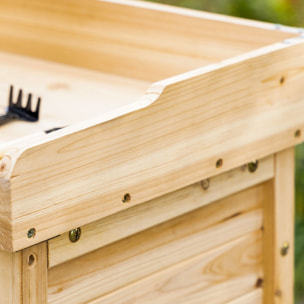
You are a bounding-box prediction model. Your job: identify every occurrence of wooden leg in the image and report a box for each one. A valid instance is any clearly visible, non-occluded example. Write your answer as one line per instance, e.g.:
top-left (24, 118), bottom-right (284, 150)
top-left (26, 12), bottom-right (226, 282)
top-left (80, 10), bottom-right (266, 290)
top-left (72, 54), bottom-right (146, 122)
top-left (264, 148), bottom-right (294, 304)
top-left (0, 249), bottom-right (22, 303)
top-left (0, 242), bottom-right (48, 304)
top-left (22, 242), bottom-right (48, 304)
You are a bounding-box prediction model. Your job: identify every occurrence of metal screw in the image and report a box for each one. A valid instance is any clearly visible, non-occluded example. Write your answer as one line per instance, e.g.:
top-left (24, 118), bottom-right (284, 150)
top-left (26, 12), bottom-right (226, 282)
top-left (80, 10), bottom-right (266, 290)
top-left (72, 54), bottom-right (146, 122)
top-left (201, 179), bottom-right (210, 190)
top-left (281, 242), bottom-right (290, 256)
top-left (248, 160), bottom-right (259, 173)
top-left (69, 228), bottom-right (81, 243)
top-left (27, 228), bottom-right (36, 239)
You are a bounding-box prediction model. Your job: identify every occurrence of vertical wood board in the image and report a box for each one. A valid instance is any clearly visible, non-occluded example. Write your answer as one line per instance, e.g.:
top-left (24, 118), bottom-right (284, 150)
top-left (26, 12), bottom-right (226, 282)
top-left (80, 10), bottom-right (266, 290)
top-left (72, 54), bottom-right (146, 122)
top-left (263, 148), bottom-right (294, 304)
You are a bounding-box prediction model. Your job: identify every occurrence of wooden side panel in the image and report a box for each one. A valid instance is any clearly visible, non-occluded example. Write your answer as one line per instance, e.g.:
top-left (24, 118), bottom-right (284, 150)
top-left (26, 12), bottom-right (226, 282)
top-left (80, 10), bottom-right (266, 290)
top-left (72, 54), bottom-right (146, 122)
top-left (263, 148), bottom-right (294, 304)
top-left (48, 183), bottom-right (265, 304)
top-left (0, 0), bottom-right (295, 81)
top-left (89, 232), bottom-right (263, 304)
top-left (5, 40), bottom-right (304, 252)
top-left (48, 156), bottom-right (273, 267)
top-left (23, 243), bottom-right (48, 304)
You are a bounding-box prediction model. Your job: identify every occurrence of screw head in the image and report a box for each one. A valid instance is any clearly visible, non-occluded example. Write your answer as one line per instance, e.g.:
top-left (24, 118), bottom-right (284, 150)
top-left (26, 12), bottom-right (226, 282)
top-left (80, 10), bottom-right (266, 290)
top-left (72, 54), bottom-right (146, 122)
top-left (281, 242), bottom-right (290, 256)
top-left (69, 228), bottom-right (81, 243)
top-left (248, 160), bottom-right (259, 173)
top-left (27, 228), bottom-right (36, 239)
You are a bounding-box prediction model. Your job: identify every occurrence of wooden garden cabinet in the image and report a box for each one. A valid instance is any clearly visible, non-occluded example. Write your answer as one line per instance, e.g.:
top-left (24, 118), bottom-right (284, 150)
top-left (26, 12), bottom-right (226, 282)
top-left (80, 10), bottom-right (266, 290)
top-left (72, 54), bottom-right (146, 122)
top-left (0, 0), bottom-right (302, 302)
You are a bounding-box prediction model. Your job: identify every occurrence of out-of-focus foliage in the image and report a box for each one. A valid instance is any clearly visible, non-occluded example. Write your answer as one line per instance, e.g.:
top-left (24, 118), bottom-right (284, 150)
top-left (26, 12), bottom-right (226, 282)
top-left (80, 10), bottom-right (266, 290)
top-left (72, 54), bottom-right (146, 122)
top-left (147, 0), bottom-right (304, 26)
top-left (147, 0), bottom-right (304, 302)
top-left (296, 146), bottom-right (304, 304)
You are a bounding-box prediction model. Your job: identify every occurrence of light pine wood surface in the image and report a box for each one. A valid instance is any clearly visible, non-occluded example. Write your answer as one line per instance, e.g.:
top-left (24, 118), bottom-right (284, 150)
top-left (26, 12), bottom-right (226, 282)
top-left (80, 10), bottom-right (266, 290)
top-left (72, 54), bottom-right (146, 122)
top-left (0, 242), bottom-right (47, 304)
top-left (227, 289), bottom-right (263, 304)
top-left (0, 0), bottom-right (295, 82)
top-left (89, 232), bottom-right (263, 304)
top-left (22, 243), bottom-right (48, 304)
top-left (0, 1), bottom-right (298, 303)
top-left (0, 51), bottom-right (149, 145)
top-left (48, 156), bottom-right (273, 267)
top-left (0, 249), bottom-right (22, 303)
top-left (2, 38), bottom-right (303, 252)
top-left (263, 148), bottom-right (294, 304)
top-left (48, 183), bottom-right (265, 303)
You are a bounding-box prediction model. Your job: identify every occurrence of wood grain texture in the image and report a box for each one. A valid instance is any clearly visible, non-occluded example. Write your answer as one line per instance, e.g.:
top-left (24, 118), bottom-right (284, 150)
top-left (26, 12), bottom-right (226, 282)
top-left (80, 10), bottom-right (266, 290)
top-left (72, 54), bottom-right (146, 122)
top-left (22, 242), bottom-right (48, 304)
top-left (0, 242), bottom-right (48, 303)
top-left (48, 156), bottom-right (273, 267)
top-left (88, 232), bottom-right (263, 304)
top-left (227, 289), bottom-right (263, 304)
top-left (48, 184), bottom-right (265, 303)
top-left (0, 249), bottom-right (22, 303)
top-left (263, 148), bottom-right (294, 304)
top-left (0, 50), bottom-right (149, 145)
top-left (2, 38), bottom-right (304, 252)
top-left (0, 0), bottom-right (295, 82)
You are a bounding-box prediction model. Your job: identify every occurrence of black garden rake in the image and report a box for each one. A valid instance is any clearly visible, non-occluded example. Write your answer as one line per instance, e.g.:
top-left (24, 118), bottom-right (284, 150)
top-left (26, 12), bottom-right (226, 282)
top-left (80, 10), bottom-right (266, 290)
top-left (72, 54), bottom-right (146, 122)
top-left (0, 85), bottom-right (41, 126)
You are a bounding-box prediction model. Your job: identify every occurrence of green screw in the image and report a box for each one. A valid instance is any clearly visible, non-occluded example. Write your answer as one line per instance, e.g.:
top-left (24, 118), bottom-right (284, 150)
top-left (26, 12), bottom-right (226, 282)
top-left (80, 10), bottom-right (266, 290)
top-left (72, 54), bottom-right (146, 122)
top-left (248, 160), bottom-right (259, 173)
top-left (27, 228), bottom-right (36, 239)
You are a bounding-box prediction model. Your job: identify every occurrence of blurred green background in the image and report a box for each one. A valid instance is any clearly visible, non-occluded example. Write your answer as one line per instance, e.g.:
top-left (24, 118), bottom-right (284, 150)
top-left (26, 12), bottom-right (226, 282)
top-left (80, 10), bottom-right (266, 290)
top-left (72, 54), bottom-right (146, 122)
top-left (146, 0), bottom-right (304, 302)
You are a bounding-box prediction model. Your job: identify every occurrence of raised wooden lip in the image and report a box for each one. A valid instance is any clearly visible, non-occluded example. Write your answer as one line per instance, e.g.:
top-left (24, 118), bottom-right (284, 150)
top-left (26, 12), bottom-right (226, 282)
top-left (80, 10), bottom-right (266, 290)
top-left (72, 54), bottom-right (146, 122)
top-left (1, 37), bottom-right (303, 178)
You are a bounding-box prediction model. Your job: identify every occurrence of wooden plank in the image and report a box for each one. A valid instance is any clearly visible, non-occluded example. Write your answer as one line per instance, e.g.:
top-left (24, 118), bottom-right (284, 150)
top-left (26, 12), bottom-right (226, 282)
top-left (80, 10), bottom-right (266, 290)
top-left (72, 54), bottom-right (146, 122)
top-left (88, 232), bottom-right (263, 304)
top-left (22, 242), bottom-right (48, 304)
top-left (0, 0), bottom-right (295, 82)
top-left (0, 249), bottom-right (22, 303)
top-left (48, 156), bottom-right (273, 267)
top-left (227, 289), bottom-right (263, 304)
top-left (48, 184), bottom-right (265, 303)
top-left (2, 38), bottom-right (304, 252)
top-left (263, 148), bottom-right (294, 304)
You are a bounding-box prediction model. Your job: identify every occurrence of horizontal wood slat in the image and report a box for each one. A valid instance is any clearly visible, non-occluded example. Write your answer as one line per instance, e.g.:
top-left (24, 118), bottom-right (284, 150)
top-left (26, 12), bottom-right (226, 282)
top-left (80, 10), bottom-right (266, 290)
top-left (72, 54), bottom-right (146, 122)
top-left (227, 289), bottom-right (263, 304)
top-left (48, 183), bottom-right (265, 303)
top-left (48, 156), bottom-right (273, 267)
top-left (88, 232), bottom-right (263, 304)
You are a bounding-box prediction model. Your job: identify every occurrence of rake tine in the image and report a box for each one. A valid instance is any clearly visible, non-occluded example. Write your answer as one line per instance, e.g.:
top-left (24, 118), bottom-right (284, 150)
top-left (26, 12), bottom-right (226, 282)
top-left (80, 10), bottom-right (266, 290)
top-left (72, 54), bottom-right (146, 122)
top-left (26, 93), bottom-right (32, 112)
top-left (16, 89), bottom-right (23, 108)
top-left (9, 85), bottom-right (13, 108)
top-left (35, 97), bottom-right (41, 119)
